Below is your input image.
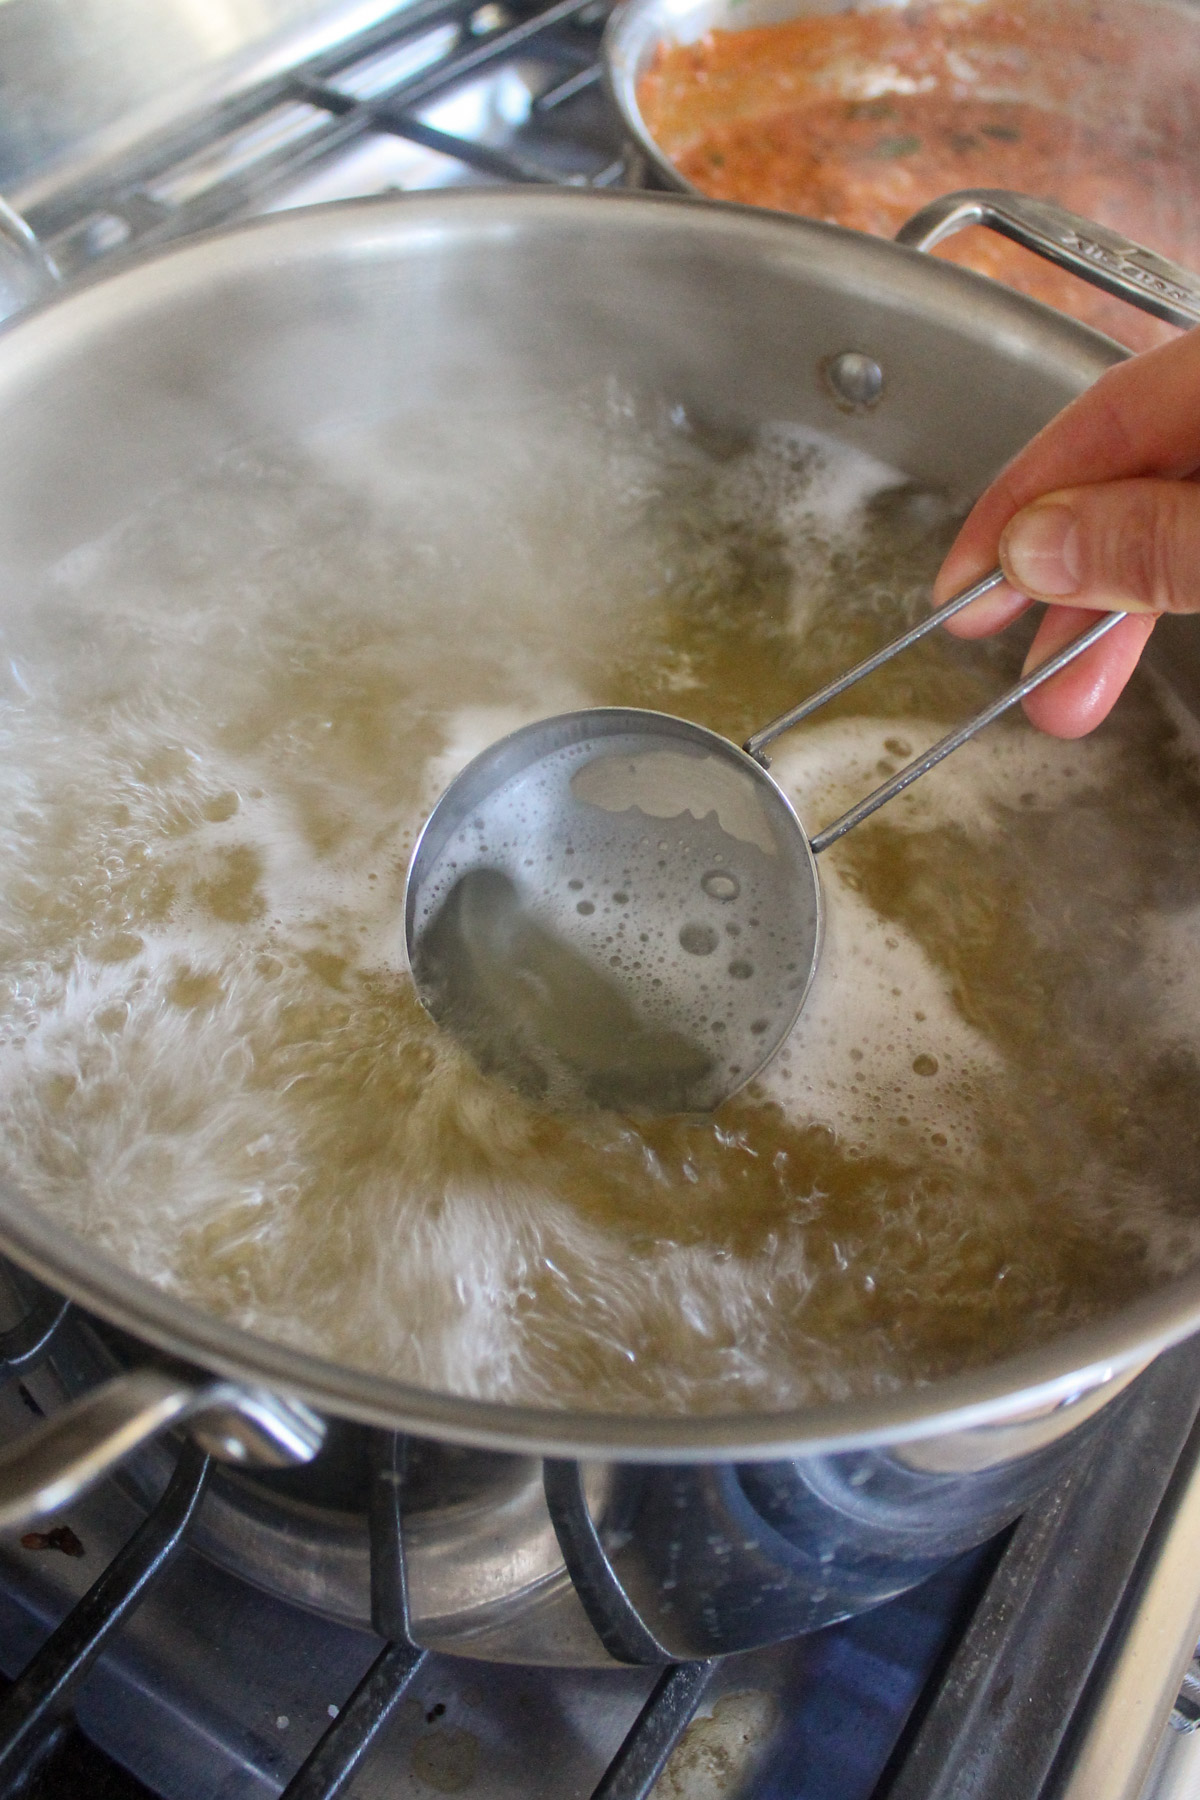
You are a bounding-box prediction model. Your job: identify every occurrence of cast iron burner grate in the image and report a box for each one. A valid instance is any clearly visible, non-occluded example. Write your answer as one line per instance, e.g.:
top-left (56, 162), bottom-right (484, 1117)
top-left (0, 1261), bottom-right (979, 1799)
top-left (17, 0), bottom-right (627, 283)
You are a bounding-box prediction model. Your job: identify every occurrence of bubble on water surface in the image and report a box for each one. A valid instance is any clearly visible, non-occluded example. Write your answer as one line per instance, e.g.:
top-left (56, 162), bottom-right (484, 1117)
top-left (701, 870), bottom-right (740, 901)
top-left (679, 923), bottom-right (719, 956)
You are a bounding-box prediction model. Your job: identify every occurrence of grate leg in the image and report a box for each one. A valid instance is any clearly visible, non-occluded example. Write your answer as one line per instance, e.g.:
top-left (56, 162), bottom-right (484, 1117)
top-left (591, 1660), bottom-right (718, 1800)
top-left (543, 1460), bottom-right (671, 1666)
top-left (279, 1640), bottom-right (427, 1800)
top-left (0, 1261), bottom-right (72, 1380)
top-left (281, 1430), bottom-right (428, 1800)
top-left (0, 1440), bottom-right (210, 1794)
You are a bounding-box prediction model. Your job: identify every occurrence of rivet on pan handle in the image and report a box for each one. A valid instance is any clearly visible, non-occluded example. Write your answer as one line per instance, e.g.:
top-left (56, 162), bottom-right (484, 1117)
top-left (896, 188), bottom-right (1200, 330)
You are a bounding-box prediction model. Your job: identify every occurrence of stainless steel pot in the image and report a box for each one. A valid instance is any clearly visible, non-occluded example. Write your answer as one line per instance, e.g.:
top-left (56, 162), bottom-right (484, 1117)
top-left (1, 186), bottom-right (1200, 1664)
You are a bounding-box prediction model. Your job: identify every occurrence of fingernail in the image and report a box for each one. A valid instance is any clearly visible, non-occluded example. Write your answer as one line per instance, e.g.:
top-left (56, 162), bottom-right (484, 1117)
top-left (1001, 504), bottom-right (1082, 597)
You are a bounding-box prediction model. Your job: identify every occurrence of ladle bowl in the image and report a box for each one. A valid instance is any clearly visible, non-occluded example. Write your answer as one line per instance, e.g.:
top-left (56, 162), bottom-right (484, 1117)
top-left (405, 570), bottom-right (1126, 1113)
top-left (404, 707), bottom-right (822, 1112)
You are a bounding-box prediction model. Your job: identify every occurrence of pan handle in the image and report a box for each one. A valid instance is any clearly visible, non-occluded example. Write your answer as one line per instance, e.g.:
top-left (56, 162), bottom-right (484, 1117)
top-left (896, 188), bottom-right (1200, 330)
top-left (0, 197), bottom-right (59, 328)
top-left (0, 1370), bottom-right (325, 1532)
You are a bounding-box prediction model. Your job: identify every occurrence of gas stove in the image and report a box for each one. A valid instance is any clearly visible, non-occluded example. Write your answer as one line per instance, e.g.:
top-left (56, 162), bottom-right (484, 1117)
top-left (3, 1253), bottom-right (1200, 1800)
top-left (0, 0), bottom-right (627, 281)
top-left (4, 1250), bottom-right (1200, 1800)
top-left (4, 5), bottom-right (1200, 1797)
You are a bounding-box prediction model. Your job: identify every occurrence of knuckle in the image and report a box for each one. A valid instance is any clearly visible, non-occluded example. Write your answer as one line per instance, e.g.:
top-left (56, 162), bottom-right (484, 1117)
top-left (1150, 488), bottom-right (1200, 611)
top-left (1117, 513), bottom-right (1165, 606)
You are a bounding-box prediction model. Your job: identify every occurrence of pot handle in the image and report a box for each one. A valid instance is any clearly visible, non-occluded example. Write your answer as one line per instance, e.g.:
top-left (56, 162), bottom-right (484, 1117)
top-left (0, 1369), bottom-right (325, 1532)
top-left (0, 197), bottom-right (59, 328)
top-left (896, 188), bottom-right (1200, 330)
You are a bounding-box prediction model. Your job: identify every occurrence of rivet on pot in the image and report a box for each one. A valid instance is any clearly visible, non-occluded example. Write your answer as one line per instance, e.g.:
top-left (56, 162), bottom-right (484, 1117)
top-left (823, 351), bottom-right (885, 412)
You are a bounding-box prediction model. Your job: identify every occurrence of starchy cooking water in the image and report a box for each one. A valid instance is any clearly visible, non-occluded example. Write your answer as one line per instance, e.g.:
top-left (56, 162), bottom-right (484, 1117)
top-left (2, 395), bottom-right (1200, 1413)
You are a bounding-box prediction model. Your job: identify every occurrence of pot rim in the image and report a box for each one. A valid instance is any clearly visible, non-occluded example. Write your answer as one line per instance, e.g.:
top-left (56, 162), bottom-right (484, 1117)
top-left (602, 0), bottom-right (705, 196)
top-left (0, 183), bottom-right (1188, 1463)
top-left (7, 1171), bottom-right (1199, 1461)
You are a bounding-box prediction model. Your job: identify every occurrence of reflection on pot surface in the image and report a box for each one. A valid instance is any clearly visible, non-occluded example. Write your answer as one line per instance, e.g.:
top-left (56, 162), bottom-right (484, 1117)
top-left (3, 384), bottom-right (1200, 1417)
top-left (635, 0), bottom-right (1200, 349)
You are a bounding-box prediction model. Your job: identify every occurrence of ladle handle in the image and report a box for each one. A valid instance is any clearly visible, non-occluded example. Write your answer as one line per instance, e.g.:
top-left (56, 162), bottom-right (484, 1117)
top-left (742, 573), bottom-right (1127, 853)
top-left (741, 188), bottom-right (1182, 852)
top-left (744, 567), bottom-right (1007, 759)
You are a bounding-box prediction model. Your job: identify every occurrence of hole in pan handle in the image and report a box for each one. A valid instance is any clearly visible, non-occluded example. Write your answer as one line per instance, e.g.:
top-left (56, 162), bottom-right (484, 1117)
top-left (743, 569), bottom-right (1127, 854)
top-left (896, 188), bottom-right (1200, 331)
top-left (0, 197), bottom-right (59, 328)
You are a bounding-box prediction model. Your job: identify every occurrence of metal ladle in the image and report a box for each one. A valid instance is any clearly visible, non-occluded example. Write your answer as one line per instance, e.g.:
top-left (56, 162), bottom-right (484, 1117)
top-left (405, 572), bottom-right (1125, 1114)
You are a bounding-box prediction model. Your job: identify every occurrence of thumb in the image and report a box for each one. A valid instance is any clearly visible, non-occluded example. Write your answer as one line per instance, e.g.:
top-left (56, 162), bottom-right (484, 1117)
top-left (999, 479), bottom-right (1200, 614)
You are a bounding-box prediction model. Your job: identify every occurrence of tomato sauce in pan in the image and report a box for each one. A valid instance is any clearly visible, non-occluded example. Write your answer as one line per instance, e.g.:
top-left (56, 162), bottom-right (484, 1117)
top-left (638, 0), bottom-right (1200, 351)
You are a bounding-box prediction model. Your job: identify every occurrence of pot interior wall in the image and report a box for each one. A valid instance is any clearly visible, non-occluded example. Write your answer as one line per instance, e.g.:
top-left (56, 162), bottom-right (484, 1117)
top-left (0, 193), bottom-right (1116, 584)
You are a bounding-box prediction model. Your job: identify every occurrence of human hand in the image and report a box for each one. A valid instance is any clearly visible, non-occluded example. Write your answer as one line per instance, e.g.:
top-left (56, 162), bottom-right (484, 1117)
top-left (933, 324), bottom-right (1200, 737)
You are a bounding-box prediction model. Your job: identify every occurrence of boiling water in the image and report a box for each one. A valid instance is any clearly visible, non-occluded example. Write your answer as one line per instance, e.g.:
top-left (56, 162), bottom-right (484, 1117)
top-left (2, 396), bottom-right (1200, 1414)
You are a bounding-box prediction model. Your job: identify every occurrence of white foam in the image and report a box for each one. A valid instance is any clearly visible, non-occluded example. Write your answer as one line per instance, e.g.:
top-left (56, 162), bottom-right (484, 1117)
top-left (770, 715), bottom-right (1112, 840)
top-left (762, 871), bottom-right (1000, 1159)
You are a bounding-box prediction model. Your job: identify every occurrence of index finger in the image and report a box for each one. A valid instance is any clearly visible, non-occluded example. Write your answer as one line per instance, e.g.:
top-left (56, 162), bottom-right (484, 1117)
top-left (934, 324), bottom-right (1200, 608)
